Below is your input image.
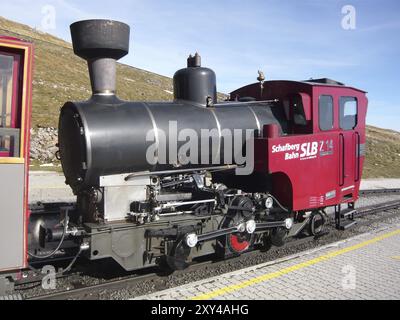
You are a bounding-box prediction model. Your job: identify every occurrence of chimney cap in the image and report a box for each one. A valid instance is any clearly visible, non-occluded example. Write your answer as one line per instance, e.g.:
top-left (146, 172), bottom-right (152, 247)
top-left (187, 52), bottom-right (201, 67)
top-left (70, 19), bottom-right (130, 60)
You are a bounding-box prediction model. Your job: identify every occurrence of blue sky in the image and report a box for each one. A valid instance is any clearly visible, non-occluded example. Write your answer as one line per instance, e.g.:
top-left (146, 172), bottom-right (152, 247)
top-left (1, 0), bottom-right (399, 131)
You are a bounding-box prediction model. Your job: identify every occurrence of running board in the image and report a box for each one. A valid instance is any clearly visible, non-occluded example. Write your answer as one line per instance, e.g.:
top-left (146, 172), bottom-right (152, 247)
top-left (341, 208), bottom-right (356, 219)
top-left (335, 203), bottom-right (357, 230)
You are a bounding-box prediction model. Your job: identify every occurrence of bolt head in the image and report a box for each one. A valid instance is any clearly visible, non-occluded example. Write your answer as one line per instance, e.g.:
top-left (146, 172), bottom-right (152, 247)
top-left (285, 218), bottom-right (294, 230)
top-left (185, 233), bottom-right (198, 248)
top-left (265, 197), bottom-right (274, 209)
top-left (246, 220), bottom-right (256, 234)
top-left (237, 223), bottom-right (246, 233)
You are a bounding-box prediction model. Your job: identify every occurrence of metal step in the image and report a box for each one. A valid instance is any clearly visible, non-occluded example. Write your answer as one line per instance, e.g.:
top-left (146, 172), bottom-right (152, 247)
top-left (338, 220), bottom-right (357, 230)
top-left (341, 208), bottom-right (356, 218)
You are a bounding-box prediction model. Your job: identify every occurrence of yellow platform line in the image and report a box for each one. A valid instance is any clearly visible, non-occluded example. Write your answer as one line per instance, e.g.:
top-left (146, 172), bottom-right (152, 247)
top-left (191, 228), bottom-right (400, 300)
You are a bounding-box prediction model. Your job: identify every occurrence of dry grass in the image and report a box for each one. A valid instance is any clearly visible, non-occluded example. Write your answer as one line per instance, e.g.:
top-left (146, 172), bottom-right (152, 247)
top-left (364, 126), bottom-right (400, 178)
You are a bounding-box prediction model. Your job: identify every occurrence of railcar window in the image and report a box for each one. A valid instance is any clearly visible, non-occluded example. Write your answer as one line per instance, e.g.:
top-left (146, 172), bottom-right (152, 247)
top-left (283, 99), bottom-right (290, 120)
top-left (319, 95), bottom-right (334, 131)
top-left (292, 95), bottom-right (307, 125)
top-left (0, 54), bottom-right (14, 156)
top-left (340, 97), bottom-right (357, 130)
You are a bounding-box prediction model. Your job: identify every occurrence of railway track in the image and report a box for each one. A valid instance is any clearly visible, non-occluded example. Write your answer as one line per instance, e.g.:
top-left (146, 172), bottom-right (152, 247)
top-left (357, 199), bottom-right (400, 215)
top-left (359, 188), bottom-right (400, 196)
top-left (23, 191), bottom-right (400, 300)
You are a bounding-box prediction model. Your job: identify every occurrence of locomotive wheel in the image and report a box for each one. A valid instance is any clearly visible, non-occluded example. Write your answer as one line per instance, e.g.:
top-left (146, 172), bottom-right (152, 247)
top-left (261, 233), bottom-right (273, 252)
top-left (270, 227), bottom-right (287, 247)
top-left (223, 196), bottom-right (255, 255)
top-left (309, 211), bottom-right (326, 236)
top-left (165, 239), bottom-right (191, 271)
top-left (227, 232), bottom-right (253, 254)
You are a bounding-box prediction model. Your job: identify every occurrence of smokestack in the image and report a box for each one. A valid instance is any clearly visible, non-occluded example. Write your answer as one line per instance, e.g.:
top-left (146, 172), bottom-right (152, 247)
top-left (70, 19), bottom-right (130, 96)
top-left (187, 52), bottom-right (201, 67)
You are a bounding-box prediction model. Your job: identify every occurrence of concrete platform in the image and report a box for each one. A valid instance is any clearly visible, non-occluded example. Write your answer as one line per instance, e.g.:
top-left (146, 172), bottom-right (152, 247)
top-left (360, 178), bottom-right (400, 190)
top-left (135, 225), bottom-right (400, 300)
top-left (29, 171), bottom-right (75, 203)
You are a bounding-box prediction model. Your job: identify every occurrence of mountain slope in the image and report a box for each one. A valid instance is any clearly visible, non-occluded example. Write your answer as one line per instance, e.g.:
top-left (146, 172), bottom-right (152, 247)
top-left (364, 126), bottom-right (400, 178)
top-left (1, 17), bottom-right (399, 178)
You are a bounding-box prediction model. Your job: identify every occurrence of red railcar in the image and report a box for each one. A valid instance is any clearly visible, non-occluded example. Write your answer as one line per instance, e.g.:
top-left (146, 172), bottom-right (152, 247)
top-left (0, 36), bottom-right (33, 292)
top-left (231, 79), bottom-right (367, 220)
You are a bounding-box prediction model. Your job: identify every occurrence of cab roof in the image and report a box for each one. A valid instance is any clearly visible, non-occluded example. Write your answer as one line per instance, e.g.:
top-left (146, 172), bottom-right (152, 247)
top-left (298, 78), bottom-right (366, 93)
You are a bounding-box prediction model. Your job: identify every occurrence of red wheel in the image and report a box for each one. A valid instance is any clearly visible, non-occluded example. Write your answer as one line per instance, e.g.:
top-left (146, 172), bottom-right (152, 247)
top-left (228, 234), bottom-right (251, 253)
top-left (221, 195), bottom-right (255, 255)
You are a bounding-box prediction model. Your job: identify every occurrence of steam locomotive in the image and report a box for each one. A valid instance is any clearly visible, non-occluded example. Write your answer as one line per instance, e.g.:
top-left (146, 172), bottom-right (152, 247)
top-left (0, 19), bottom-right (367, 291)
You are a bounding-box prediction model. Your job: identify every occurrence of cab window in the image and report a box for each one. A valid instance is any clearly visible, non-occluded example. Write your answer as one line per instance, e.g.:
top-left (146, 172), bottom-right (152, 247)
top-left (0, 52), bottom-right (20, 157)
top-left (340, 97), bottom-right (357, 130)
top-left (283, 98), bottom-right (290, 120)
top-left (292, 94), bottom-right (307, 126)
top-left (319, 95), bottom-right (334, 131)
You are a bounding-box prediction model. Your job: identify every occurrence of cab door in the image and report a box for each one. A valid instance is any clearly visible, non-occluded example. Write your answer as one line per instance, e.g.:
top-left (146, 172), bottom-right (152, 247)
top-left (338, 97), bottom-right (358, 199)
top-left (0, 37), bottom-right (33, 273)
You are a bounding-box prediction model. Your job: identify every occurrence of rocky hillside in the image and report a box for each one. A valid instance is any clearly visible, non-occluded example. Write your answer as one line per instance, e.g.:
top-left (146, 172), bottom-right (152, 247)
top-left (1, 17), bottom-right (399, 178)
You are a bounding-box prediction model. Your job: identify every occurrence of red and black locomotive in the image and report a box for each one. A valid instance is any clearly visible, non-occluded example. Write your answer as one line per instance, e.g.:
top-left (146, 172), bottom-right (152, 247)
top-left (0, 19), bottom-right (367, 291)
